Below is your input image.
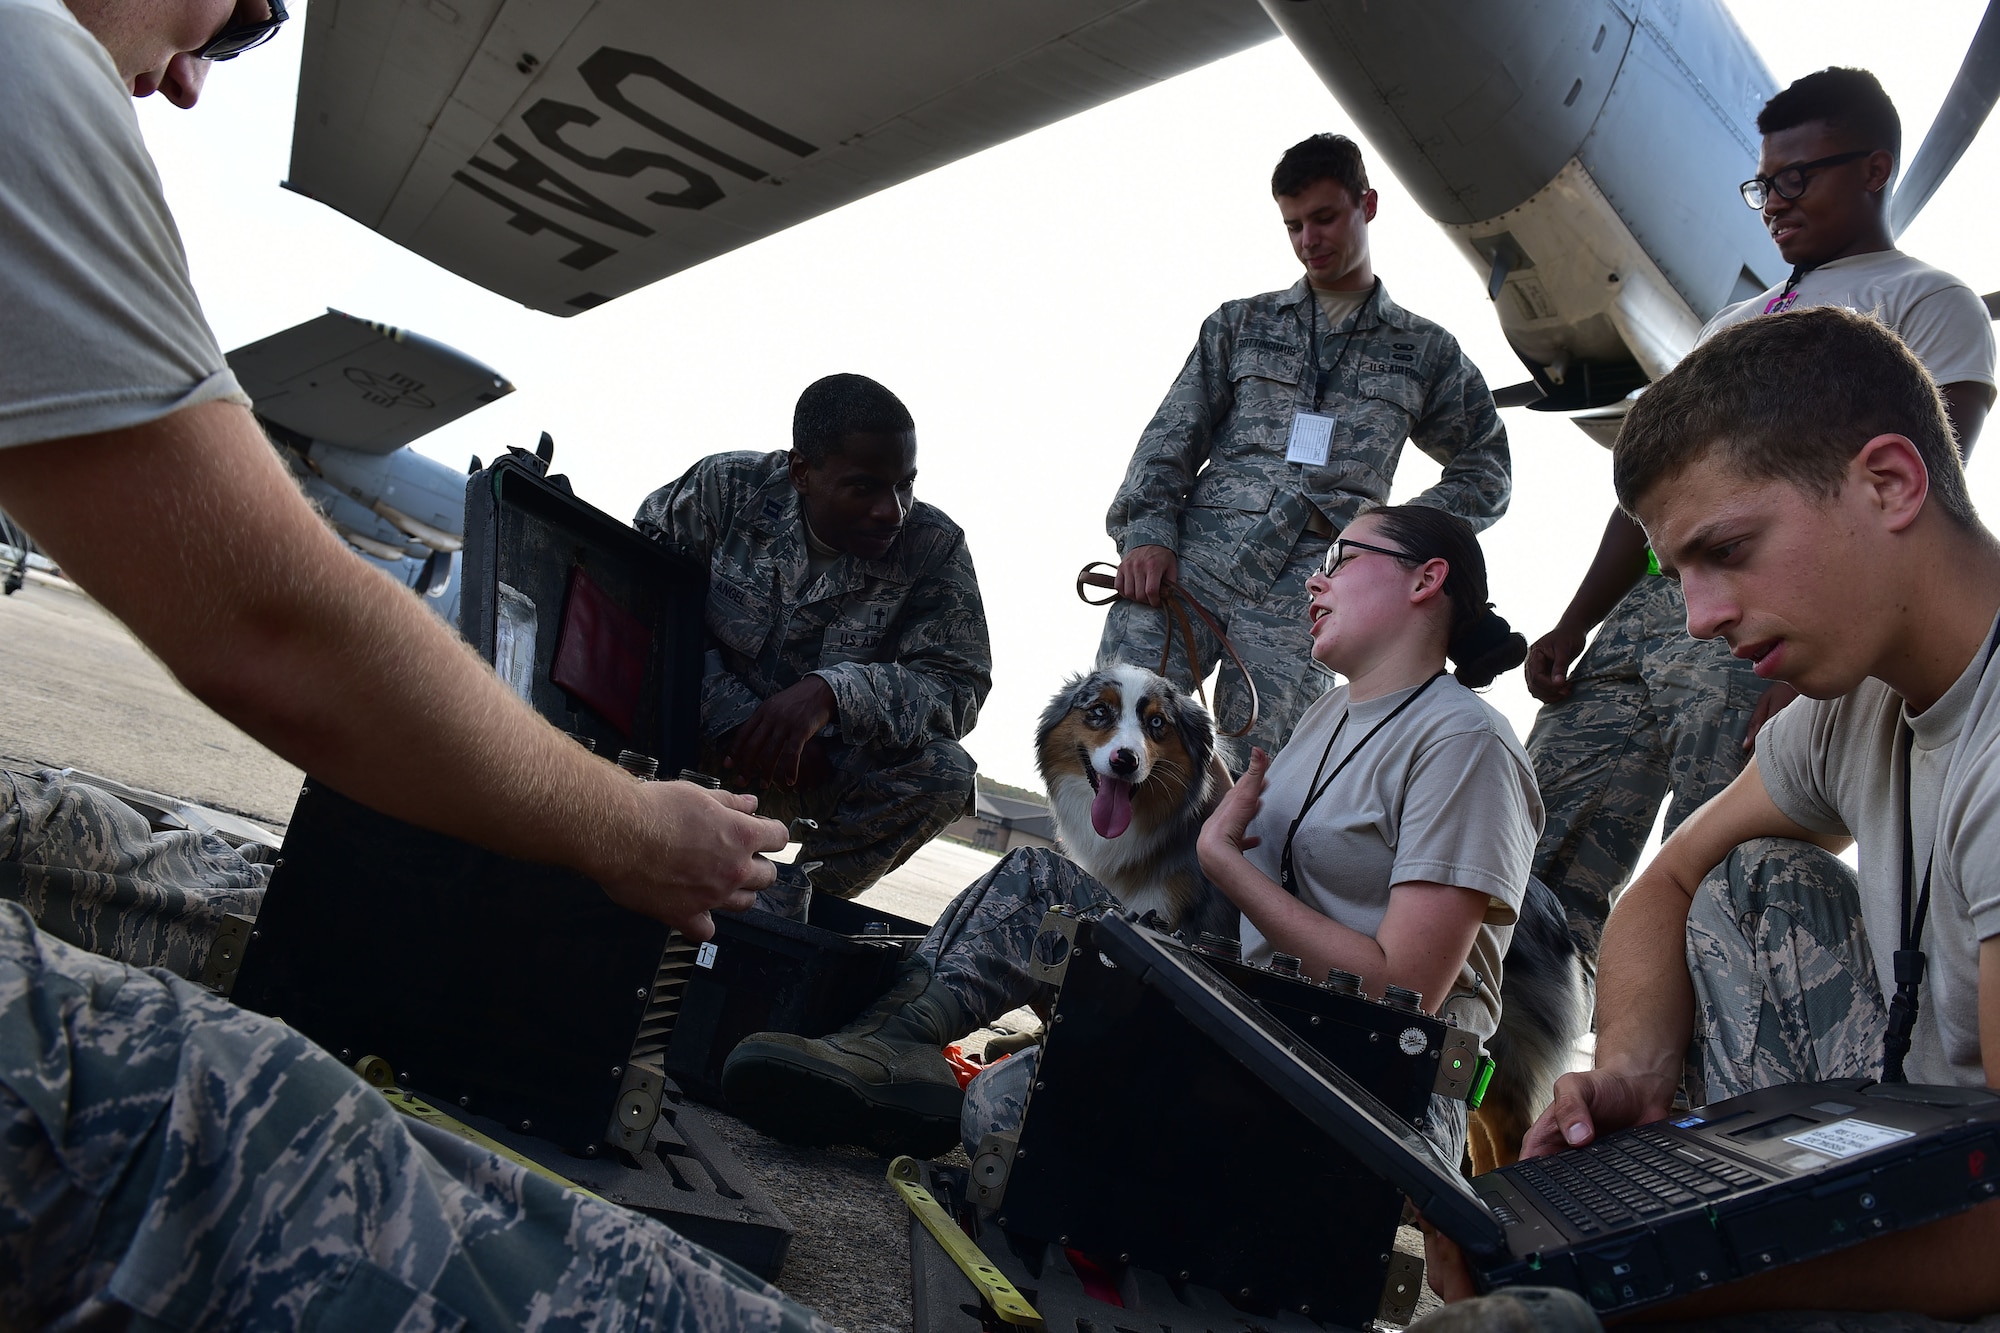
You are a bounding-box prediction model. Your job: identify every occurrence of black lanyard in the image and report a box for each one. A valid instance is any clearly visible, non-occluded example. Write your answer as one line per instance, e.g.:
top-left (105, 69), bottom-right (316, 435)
top-left (1880, 615), bottom-right (2000, 1082)
top-left (1302, 279), bottom-right (1377, 413)
top-left (1279, 671), bottom-right (1445, 897)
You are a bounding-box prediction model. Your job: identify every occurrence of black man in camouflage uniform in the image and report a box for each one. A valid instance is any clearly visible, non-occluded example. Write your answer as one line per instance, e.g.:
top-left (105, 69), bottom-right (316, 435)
top-left (635, 376), bottom-right (990, 906)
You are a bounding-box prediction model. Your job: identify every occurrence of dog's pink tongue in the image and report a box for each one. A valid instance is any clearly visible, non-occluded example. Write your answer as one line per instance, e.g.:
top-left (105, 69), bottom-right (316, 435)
top-left (1091, 776), bottom-right (1134, 840)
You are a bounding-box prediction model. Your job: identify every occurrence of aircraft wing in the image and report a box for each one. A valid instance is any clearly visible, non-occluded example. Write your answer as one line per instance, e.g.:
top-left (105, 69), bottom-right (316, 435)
top-left (286, 0), bottom-right (1277, 316)
top-left (227, 309), bottom-right (515, 453)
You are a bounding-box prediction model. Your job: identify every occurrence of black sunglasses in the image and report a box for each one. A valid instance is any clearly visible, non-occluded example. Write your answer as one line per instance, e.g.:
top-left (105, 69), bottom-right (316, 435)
top-left (1738, 150), bottom-right (1870, 210)
top-left (193, 0), bottom-right (289, 61)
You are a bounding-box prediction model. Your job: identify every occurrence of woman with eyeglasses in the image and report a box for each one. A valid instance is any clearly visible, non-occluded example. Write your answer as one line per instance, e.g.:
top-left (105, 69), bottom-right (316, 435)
top-left (1197, 503), bottom-right (1541, 1162)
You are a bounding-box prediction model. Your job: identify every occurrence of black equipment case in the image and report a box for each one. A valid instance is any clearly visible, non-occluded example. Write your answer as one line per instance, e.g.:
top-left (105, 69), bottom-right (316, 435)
top-left (973, 914), bottom-right (1480, 1330)
top-left (233, 453), bottom-right (708, 1157)
top-left (234, 450), bottom-right (943, 1152)
top-left (665, 893), bottom-right (928, 1105)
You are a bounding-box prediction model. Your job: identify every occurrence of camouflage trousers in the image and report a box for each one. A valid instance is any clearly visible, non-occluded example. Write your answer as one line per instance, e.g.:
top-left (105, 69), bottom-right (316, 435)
top-left (0, 768), bottom-right (269, 979)
top-left (918, 847), bottom-right (1467, 1164)
top-left (1686, 838), bottom-right (1886, 1103)
top-left (915, 845), bottom-right (1117, 1027)
top-left (718, 736), bottom-right (976, 901)
top-left (1097, 534), bottom-right (1334, 762)
top-left (0, 902), bottom-right (831, 1333)
top-left (1527, 577), bottom-right (1768, 959)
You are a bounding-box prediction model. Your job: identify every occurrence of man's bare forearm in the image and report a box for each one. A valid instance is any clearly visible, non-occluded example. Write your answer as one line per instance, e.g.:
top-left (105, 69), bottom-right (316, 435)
top-left (1592, 867), bottom-right (1700, 1088)
top-left (0, 403), bottom-right (780, 922)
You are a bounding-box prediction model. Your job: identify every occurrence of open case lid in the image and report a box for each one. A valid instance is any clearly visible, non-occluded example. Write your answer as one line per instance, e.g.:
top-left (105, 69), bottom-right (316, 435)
top-left (234, 455), bottom-right (708, 1152)
top-left (1093, 914), bottom-right (1512, 1259)
top-left (461, 452), bottom-right (705, 762)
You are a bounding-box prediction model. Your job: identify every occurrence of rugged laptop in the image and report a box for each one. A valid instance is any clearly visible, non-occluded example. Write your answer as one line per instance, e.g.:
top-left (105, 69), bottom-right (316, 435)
top-left (1093, 913), bottom-right (2000, 1318)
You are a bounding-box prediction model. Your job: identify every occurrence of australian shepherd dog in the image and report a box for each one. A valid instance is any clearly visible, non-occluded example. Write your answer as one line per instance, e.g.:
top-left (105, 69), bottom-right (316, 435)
top-left (1035, 663), bottom-right (1588, 1174)
top-left (1035, 663), bottom-right (1236, 940)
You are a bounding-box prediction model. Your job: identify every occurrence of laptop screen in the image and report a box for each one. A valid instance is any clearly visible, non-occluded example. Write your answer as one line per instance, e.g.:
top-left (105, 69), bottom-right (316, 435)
top-left (1095, 914), bottom-right (1511, 1257)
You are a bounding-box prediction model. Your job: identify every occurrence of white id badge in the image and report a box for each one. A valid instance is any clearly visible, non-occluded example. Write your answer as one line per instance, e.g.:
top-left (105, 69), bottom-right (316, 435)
top-left (1286, 411), bottom-right (1337, 466)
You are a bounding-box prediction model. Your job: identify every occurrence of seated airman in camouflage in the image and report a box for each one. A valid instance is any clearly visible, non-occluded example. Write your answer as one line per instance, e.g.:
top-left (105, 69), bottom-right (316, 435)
top-left (0, 0), bottom-right (822, 1325)
top-left (1100, 133), bottom-right (1511, 761)
top-left (635, 376), bottom-right (991, 908)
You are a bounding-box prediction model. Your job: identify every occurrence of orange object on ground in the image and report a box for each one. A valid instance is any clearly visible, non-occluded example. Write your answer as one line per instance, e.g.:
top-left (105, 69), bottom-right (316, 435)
top-left (941, 1042), bottom-right (1008, 1090)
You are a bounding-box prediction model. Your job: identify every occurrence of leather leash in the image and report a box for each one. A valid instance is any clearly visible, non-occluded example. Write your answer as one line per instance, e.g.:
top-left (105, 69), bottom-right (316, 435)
top-left (1075, 561), bottom-right (1260, 738)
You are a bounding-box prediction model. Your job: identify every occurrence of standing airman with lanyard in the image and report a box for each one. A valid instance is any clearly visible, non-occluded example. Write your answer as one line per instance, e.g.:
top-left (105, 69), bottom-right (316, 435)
top-left (1101, 132), bottom-right (1512, 762)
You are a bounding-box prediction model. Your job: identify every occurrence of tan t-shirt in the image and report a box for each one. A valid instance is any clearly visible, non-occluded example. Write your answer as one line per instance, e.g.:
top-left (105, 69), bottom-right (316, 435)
top-left (1757, 609), bottom-right (2000, 1087)
top-left (1239, 675), bottom-right (1543, 1043)
top-left (1314, 284), bottom-right (1371, 332)
top-left (1700, 249), bottom-right (1995, 390)
top-left (0, 0), bottom-right (246, 449)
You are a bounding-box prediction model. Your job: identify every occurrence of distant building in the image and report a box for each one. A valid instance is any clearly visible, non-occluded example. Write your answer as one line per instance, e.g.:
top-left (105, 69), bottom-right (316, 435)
top-left (945, 786), bottom-right (1056, 855)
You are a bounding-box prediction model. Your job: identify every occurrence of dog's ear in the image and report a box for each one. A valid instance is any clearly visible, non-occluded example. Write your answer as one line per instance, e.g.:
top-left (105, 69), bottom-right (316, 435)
top-left (1037, 672), bottom-right (1095, 740)
top-left (1168, 683), bottom-right (1218, 790)
top-left (1036, 672), bottom-right (1098, 785)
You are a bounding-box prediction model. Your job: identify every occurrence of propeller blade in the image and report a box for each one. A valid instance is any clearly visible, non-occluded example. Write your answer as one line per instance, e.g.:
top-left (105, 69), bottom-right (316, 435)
top-left (1491, 380), bottom-right (1545, 409)
top-left (1892, 0), bottom-right (2000, 235)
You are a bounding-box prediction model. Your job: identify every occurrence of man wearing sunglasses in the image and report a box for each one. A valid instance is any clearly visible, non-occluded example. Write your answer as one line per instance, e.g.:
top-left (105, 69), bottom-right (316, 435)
top-left (0, 0), bottom-right (828, 1327)
top-left (1522, 67), bottom-right (1995, 967)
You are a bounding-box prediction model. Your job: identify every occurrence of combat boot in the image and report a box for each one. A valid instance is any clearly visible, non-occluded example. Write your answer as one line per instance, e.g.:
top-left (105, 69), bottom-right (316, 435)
top-left (721, 961), bottom-right (969, 1158)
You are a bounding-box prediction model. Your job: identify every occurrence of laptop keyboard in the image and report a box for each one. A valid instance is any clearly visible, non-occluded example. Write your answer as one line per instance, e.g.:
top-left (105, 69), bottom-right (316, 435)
top-left (1506, 1126), bottom-right (1766, 1235)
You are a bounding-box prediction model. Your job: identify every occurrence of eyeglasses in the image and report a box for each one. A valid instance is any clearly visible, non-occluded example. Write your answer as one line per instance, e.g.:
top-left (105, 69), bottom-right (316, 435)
top-left (1318, 536), bottom-right (1414, 577)
top-left (193, 0), bottom-right (289, 61)
top-left (1738, 150), bottom-right (1870, 209)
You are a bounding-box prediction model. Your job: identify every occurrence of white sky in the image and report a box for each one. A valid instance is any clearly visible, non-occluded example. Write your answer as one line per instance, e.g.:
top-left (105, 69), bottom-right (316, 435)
top-left (136, 0), bottom-right (2000, 794)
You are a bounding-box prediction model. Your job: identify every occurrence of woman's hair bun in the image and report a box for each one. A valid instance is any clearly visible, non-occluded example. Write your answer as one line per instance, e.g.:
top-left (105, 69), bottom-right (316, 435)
top-left (1449, 605), bottom-right (1527, 690)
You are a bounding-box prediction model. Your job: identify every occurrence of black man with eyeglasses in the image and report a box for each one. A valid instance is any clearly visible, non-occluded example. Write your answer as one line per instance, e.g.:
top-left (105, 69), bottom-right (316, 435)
top-left (0, 0), bottom-right (834, 1326)
top-left (1517, 67), bottom-right (1996, 973)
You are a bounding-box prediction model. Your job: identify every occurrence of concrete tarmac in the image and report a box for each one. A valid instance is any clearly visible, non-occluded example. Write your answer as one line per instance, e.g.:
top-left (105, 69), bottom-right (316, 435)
top-left (0, 572), bottom-right (303, 825)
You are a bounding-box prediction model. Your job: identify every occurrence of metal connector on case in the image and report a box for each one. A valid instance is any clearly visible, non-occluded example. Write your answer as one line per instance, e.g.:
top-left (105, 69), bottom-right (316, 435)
top-left (198, 912), bottom-right (257, 996)
top-left (1432, 1026), bottom-right (1484, 1100)
top-left (1378, 1250), bottom-right (1425, 1325)
top-left (605, 1059), bottom-right (665, 1151)
top-left (971, 1130), bottom-right (1019, 1209)
top-left (1027, 910), bottom-right (1081, 985)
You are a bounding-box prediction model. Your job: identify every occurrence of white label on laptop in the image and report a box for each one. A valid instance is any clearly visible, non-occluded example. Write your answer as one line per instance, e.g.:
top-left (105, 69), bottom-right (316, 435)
top-left (1286, 412), bottom-right (1337, 465)
top-left (696, 941), bottom-right (718, 969)
top-left (1784, 1119), bottom-right (1913, 1159)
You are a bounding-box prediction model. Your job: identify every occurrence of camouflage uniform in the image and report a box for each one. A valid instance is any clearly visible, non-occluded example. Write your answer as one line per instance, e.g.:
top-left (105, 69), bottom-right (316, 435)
top-left (1526, 577), bottom-right (1764, 958)
top-left (918, 847), bottom-right (1468, 1163)
top-left (1685, 838), bottom-right (1886, 1104)
top-left (0, 767), bottom-right (268, 979)
top-left (636, 451), bottom-right (990, 899)
top-left (0, 902), bottom-right (832, 1332)
top-left (915, 846), bottom-right (1116, 1024)
top-left (1101, 278), bottom-right (1511, 757)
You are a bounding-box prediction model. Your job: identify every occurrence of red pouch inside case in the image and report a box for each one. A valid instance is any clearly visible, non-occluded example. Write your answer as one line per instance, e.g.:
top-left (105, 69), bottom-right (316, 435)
top-left (550, 565), bottom-right (651, 736)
